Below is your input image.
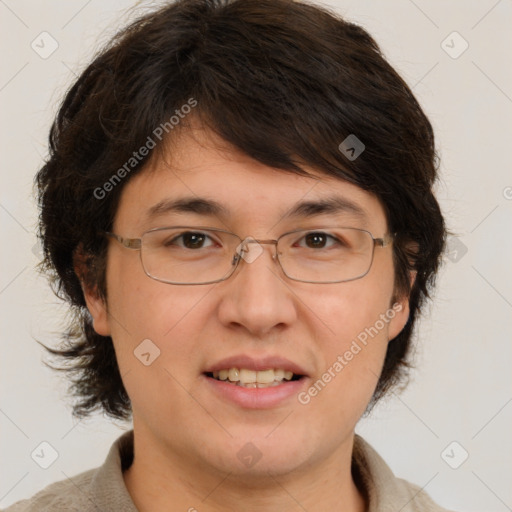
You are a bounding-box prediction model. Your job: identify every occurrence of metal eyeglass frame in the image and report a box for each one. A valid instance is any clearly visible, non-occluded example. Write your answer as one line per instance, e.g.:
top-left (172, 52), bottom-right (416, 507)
top-left (102, 226), bottom-right (394, 285)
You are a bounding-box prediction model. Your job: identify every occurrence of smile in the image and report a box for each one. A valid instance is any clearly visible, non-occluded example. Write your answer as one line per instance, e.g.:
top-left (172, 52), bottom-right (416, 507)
top-left (207, 368), bottom-right (301, 388)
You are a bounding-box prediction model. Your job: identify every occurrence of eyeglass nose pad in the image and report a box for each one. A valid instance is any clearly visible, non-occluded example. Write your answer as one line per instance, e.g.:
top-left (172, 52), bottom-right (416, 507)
top-left (232, 239), bottom-right (276, 266)
top-left (231, 252), bottom-right (241, 266)
top-left (231, 241), bottom-right (248, 267)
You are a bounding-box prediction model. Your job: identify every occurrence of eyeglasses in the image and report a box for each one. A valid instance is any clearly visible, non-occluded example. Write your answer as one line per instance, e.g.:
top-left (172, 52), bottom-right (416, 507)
top-left (103, 226), bottom-right (393, 285)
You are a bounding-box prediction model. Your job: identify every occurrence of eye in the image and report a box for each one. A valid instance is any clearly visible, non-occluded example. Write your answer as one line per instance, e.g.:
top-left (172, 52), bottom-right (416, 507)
top-left (166, 231), bottom-right (217, 249)
top-left (295, 232), bottom-right (340, 249)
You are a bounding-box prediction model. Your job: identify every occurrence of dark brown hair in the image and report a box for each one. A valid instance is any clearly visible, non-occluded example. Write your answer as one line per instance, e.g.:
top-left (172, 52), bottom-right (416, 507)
top-left (37, 0), bottom-right (447, 420)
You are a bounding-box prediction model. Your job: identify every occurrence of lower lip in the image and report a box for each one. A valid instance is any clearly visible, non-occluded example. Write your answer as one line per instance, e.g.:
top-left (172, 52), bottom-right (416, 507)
top-left (203, 375), bottom-right (307, 409)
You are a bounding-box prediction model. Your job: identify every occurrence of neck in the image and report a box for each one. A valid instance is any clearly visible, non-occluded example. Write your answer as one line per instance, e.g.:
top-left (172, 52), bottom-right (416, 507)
top-left (123, 426), bottom-right (367, 512)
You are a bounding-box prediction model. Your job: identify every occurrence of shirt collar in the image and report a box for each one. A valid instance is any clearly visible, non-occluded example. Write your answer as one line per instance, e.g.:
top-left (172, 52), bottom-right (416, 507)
top-left (89, 430), bottom-right (441, 512)
top-left (89, 429), bottom-right (138, 512)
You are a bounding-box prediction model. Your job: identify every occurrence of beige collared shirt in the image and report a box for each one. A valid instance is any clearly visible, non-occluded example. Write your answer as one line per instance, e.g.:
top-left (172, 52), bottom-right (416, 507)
top-left (3, 430), bottom-right (453, 511)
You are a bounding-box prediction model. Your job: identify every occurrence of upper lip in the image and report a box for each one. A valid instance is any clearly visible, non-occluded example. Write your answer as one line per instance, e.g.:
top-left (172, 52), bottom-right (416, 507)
top-left (204, 355), bottom-right (309, 376)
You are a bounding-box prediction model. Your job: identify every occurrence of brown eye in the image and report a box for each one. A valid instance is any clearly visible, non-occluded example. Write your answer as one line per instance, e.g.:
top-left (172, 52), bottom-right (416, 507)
top-left (295, 232), bottom-right (340, 249)
top-left (304, 232), bottom-right (328, 248)
top-left (165, 232), bottom-right (215, 249)
top-left (181, 232), bottom-right (207, 249)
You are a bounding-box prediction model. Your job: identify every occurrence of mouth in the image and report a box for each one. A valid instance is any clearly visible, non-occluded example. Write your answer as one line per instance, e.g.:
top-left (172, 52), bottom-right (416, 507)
top-left (204, 368), bottom-right (305, 388)
top-left (202, 355), bottom-right (309, 408)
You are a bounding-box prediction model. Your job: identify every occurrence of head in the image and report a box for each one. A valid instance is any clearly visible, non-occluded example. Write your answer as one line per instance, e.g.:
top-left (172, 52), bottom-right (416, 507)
top-left (38, 0), bottom-right (446, 477)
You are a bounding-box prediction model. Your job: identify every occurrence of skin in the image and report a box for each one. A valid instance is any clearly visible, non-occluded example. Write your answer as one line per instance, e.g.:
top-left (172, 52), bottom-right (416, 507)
top-left (82, 126), bottom-right (413, 512)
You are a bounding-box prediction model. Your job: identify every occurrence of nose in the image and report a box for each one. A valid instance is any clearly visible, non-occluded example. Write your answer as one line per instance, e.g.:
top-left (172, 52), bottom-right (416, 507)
top-left (216, 240), bottom-right (298, 337)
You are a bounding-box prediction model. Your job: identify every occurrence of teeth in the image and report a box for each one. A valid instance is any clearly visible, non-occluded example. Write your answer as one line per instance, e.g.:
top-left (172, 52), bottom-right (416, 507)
top-left (236, 369), bottom-right (256, 383)
top-left (274, 369), bottom-right (285, 380)
top-left (228, 368), bottom-right (240, 382)
top-left (256, 369), bottom-right (275, 384)
top-left (210, 367), bottom-right (297, 386)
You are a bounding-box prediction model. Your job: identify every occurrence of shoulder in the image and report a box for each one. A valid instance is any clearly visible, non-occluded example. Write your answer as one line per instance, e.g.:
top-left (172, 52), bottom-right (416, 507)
top-left (3, 430), bottom-right (136, 512)
top-left (2, 468), bottom-right (97, 512)
top-left (353, 434), bottom-right (456, 512)
top-left (391, 476), bottom-right (455, 512)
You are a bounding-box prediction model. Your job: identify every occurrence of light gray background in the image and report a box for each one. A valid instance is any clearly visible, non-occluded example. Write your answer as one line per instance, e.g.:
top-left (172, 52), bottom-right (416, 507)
top-left (1, 1), bottom-right (511, 510)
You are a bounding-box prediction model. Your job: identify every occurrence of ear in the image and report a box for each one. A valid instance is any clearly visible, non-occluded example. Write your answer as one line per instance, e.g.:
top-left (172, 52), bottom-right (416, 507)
top-left (387, 270), bottom-right (417, 341)
top-left (73, 246), bottom-right (111, 337)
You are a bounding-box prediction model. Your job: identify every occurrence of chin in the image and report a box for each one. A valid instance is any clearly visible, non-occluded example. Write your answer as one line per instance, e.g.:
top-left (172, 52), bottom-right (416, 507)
top-left (201, 432), bottom-right (315, 480)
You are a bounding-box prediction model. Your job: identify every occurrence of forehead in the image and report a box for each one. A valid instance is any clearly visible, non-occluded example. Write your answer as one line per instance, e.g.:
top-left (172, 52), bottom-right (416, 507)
top-left (114, 127), bottom-right (388, 235)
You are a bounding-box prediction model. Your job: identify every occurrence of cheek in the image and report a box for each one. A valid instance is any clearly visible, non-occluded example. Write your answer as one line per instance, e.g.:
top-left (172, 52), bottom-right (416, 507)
top-left (105, 248), bottom-right (193, 335)
top-left (308, 271), bottom-right (396, 352)
top-left (298, 259), bottom-right (396, 416)
top-left (104, 269), bottom-right (210, 424)
top-left (104, 251), bottom-right (212, 377)
top-left (317, 283), bottom-right (392, 376)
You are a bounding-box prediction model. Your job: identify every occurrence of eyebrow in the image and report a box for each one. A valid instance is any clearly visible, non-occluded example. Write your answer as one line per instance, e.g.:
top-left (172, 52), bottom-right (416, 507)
top-left (283, 196), bottom-right (369, 222)
top-left (146, 197), bottom-right (230, 219)
top-left (145, 195), bottom-right (369, 223)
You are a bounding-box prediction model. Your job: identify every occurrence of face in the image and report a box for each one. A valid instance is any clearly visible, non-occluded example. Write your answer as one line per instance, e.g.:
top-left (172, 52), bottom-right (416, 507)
top-left (85, 126), bottom-right (410, 481)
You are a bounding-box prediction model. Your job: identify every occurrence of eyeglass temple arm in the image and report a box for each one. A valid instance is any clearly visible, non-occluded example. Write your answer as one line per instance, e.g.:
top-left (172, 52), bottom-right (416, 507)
top-left (103, 232), bottom-right (142, 249)
top-left (375, 233), bottom-right (395, 247)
